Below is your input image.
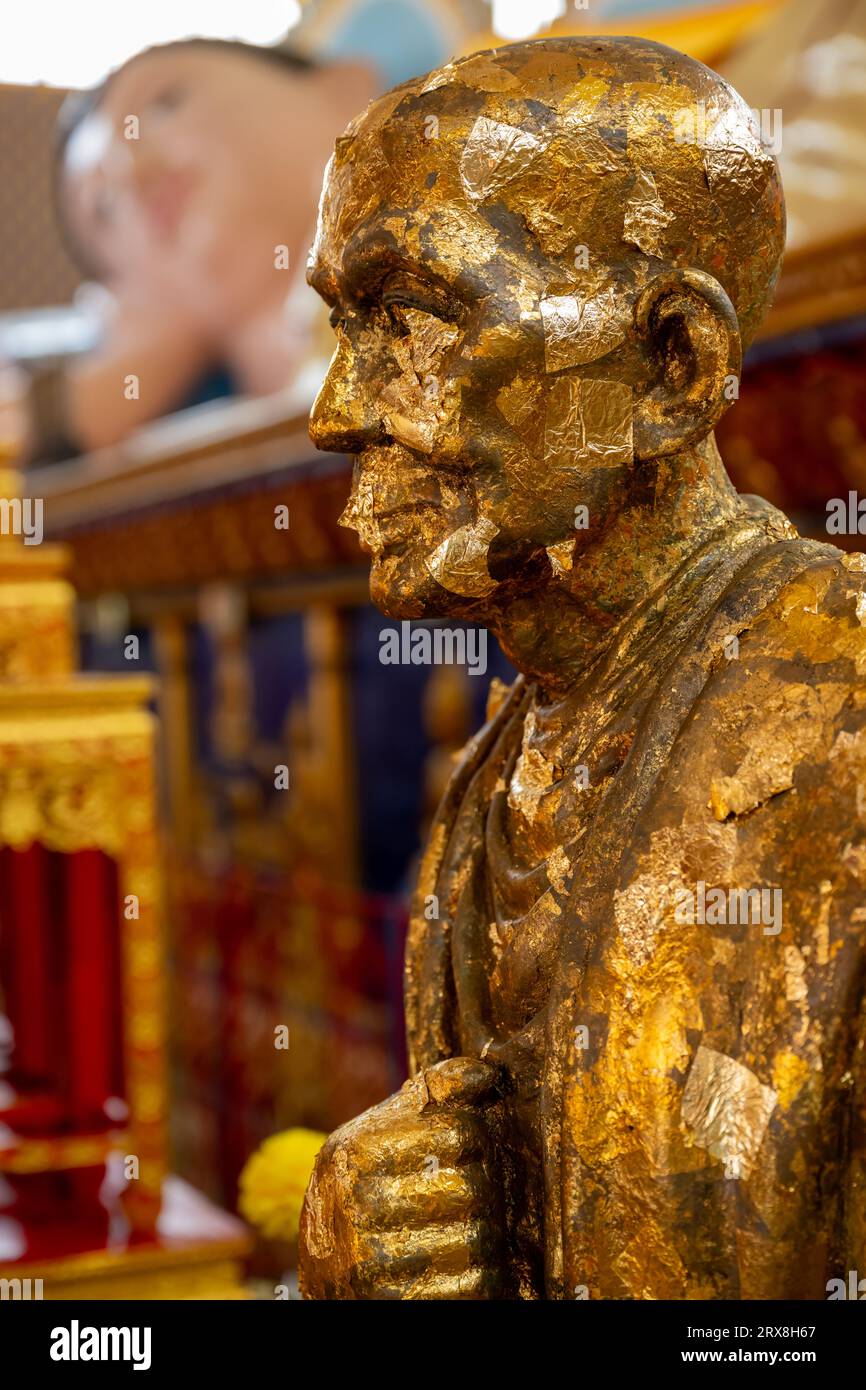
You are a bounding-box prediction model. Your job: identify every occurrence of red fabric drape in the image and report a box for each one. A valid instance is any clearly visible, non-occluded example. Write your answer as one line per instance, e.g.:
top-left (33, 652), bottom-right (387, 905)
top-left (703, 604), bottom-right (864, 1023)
top-left (65, 849), bottom-right (124, 1128)
top-left (0, 845), bottom-right (124, 1132)
top-left (0, 845), bottom-right (55, 1086)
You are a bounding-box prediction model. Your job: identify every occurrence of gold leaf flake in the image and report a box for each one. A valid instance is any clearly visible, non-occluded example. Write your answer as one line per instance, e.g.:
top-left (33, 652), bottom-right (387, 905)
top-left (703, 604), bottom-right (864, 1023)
top-left (540, 287), bottom-right (629, 371)
top-left (544, 378), bottom-right (633, 469)
top-left (681, 1045), bottom-right (777, 1178)
top-left (338, 476), bottom-right (381, 550)
top-left (459, 117), bottom-right (547, 204)
top-left (546, 538), bottom-right (575, 577)
top-left (623, 169), bottom-right (674, 256)
top-left (580, 379), bottom-right (633, 460)
top-left (424, 516), bottom-right (498, 597)
top-left (783, 945), bottom-right (808, 1004)
top-left (451, 53), bottom-right (519, 93)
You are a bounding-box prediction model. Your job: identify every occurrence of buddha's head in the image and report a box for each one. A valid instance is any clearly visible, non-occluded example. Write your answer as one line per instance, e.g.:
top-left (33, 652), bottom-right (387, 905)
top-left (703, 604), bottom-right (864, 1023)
top-left (57, 40), bottom-right (375, 337)
top-left (307, 37), bottom-right (784, 620)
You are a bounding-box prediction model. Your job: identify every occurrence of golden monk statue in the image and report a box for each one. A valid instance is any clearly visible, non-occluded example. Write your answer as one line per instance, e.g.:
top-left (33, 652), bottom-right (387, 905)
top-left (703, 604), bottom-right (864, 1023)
top-left (298, 36), bottom-right (866, 1299)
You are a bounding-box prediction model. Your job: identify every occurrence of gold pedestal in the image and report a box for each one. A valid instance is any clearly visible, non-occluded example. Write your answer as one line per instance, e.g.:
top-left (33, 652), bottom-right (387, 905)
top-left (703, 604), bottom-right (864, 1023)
top-left (0, 455), bottom-right (249, 1294)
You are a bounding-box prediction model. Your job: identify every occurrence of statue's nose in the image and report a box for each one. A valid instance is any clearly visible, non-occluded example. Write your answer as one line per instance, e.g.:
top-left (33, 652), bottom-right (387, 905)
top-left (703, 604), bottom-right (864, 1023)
top-left (308, 344), bottom-right (383, 455)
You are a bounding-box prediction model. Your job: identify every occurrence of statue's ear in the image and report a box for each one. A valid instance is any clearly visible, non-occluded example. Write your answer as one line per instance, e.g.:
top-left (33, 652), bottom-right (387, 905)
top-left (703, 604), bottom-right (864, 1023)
top-left (631, 269), bottom-right (741, 460)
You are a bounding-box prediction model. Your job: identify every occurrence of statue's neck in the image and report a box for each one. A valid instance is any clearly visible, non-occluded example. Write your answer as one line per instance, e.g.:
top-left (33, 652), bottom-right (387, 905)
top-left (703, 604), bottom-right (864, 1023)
top-left (489, 436), bottom-right (744, 699)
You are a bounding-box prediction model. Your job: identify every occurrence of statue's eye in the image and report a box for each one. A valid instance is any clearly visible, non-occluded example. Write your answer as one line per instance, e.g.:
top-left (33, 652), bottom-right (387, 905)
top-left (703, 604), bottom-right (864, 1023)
top-left (384, 299), bottom-right (441, 336)
top-left (381, 273), bottom-right (456, 330)
top-left (385, 303), bottom-right (461, 367)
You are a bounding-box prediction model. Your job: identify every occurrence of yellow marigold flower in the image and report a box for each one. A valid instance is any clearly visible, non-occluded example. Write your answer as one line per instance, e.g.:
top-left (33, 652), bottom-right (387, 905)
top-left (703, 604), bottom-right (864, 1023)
top-left (238, 1128), bottom-right (326, 1243)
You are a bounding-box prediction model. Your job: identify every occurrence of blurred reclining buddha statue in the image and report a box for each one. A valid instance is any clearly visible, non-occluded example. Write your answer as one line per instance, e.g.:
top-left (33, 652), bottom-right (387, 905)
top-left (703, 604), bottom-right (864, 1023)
top-left (298, 36), bottom-right (866, 1299)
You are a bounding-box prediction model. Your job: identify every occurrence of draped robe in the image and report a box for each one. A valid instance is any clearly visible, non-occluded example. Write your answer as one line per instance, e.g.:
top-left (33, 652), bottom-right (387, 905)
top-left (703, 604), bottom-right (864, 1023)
top-left (405, 502), bottom-right (866, 1298)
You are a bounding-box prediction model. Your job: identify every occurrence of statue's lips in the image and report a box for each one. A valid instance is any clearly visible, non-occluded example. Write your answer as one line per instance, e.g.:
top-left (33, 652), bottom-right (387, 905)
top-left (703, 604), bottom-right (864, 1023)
top-left (372, 501), bottom-right (440, 548)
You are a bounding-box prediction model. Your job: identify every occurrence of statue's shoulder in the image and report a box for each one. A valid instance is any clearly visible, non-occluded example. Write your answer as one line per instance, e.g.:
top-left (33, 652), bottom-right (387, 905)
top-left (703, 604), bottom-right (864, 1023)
top-left (655, 547), bottom-right (866, 1024)
top-left (709, 544), bottom-right (866, 704)
top-left (668, 546), bottom-right (866, 822)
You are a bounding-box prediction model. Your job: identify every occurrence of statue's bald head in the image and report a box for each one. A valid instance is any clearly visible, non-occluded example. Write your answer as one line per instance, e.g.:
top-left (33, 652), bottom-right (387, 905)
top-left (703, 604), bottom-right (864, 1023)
top-left (314, 36), bottom-right (783, 352)
top-left (308, 38), bottom-right (784, 621)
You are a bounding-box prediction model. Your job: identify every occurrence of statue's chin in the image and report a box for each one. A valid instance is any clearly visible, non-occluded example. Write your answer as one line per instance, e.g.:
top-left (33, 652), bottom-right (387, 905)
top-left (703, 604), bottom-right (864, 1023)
top-left (369, 552), bottom-right (463, 622)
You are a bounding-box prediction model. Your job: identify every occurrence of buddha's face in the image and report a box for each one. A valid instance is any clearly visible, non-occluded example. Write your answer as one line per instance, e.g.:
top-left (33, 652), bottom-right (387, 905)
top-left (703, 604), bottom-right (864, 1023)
top-left (60, 46), bottom-right (326, 332)
top-left (307, 39), bottom-right (782, 619)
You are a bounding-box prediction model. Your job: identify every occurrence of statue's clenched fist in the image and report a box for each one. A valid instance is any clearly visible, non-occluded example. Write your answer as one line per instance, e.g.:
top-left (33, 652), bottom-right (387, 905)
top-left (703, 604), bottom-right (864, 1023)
top-left (299, 1057), bottom-right (508, 1299)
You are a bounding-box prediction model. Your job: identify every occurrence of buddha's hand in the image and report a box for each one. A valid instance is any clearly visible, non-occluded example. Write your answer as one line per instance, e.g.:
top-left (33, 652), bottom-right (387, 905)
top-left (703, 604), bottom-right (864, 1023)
top-left (298, 1056), bottom-right (508, 1299)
